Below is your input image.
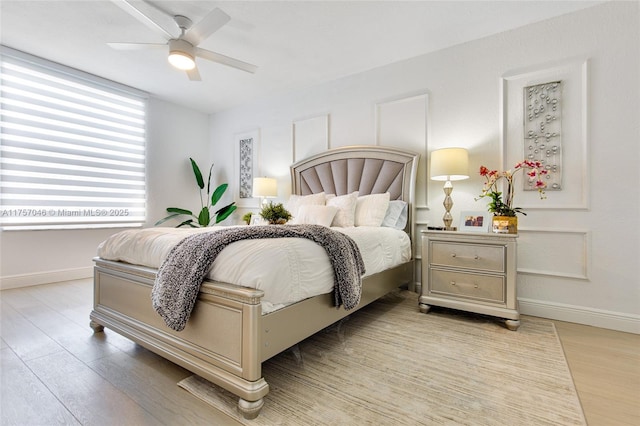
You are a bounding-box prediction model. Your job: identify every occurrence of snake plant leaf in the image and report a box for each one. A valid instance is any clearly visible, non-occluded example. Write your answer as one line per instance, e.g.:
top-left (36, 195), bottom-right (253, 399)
top-left (154, 212), bottom-right (184, 226)
top-left (206, 163), bottom-right (214, 197)
top-left (190, 158), bottom-right (205, 190)
top-left (198, 207), bottom-right (211, 227)
top-left (176, 219), bottom-right (196, 228)
top-left (215, 203), bottom-right (237, 223)
top-left (211, 183), bottom-right (228, 206)
top-left (166, 207), bottom-right (193, 215)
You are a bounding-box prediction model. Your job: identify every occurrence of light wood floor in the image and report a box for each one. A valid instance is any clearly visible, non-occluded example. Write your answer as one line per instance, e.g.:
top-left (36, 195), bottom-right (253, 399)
top-left (1, 279), bottom-right (639, 425)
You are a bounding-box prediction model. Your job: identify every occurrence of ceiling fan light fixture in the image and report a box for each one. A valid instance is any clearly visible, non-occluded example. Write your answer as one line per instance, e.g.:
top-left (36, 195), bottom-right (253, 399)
top-left (168, 39), bottom-right (196, 70)
top-left (168, 51), bottom-right (195, 70)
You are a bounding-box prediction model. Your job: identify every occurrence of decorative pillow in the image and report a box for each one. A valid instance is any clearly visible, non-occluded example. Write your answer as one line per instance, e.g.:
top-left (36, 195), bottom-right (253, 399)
top-left (355, 193), bottom-right (391, 227)
top-left (285, 192), bottom-right (326, 220)
top-left (381, 200), bottom-right (408, 230)
top-left (293, 205), bottom-right (338, 227)
top-left (326, 191), bottom-right (359, 227)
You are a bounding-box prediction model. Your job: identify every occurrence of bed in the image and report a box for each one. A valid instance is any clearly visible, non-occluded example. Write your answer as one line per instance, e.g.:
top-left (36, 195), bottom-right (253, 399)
top-left (90, 145), bottom-right (419, 419)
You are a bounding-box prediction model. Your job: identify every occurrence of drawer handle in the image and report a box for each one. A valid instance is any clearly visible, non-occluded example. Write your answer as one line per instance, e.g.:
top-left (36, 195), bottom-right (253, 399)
top-left (451, 253), bottom-right (479, 260)
top-left (449, 281), bottom-right (479, 289)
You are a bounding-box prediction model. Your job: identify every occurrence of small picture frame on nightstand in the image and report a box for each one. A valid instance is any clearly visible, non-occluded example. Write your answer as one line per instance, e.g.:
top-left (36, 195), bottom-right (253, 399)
top-left (249, 214), bottom-right (267, 226)
top-left (459, 211), bottom-right (490, 232)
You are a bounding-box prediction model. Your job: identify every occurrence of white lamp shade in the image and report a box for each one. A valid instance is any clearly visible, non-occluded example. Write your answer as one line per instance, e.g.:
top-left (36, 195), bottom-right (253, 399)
top-left (252, 177), bottom-right (278, 198)
top-left (430, 148), bottom-right (469, 181)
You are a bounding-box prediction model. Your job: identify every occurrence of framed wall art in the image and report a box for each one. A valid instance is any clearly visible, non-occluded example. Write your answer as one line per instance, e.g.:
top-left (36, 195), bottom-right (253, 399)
top-left (523, 80), bottom-right (563, 191)
top-left (234, 129), bottom-right (260, 207)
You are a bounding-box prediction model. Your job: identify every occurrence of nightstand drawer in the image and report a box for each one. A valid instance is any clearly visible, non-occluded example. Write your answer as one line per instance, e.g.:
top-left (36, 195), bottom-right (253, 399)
top-left (430, 241), bottom-right (505, 273)
top-left (430, 269), bottom-right (505, 304)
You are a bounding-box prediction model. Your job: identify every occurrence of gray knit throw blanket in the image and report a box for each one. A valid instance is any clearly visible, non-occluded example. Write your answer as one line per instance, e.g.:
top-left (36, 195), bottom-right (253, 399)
top-left (152, 224), bottom-right (365, 331)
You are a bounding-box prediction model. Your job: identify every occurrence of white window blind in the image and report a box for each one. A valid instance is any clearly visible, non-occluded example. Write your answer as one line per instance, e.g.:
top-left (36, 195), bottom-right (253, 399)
top-left (0, 46), bottom-right (147, 230)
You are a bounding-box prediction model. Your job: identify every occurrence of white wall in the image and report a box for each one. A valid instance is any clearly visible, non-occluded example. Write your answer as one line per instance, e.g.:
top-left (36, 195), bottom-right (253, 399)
top-left (0, 97), bottom-right (210, 289)
top-left (146, 98), bottom-right (211, 227)
top-left (210, 2), bottom-right (639, 333)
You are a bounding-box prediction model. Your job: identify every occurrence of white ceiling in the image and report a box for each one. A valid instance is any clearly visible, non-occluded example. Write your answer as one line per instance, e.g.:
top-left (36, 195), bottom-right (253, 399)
top-left (0, 1), bottom-right (603, 114)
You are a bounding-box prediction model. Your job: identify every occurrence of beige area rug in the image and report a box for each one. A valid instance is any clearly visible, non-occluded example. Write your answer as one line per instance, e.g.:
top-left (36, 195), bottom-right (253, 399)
top-left (178, 290), bottom-right (586, 425)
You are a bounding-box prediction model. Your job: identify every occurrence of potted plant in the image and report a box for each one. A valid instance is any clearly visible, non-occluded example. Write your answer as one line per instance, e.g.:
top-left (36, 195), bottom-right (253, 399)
top-left (259, 202), bottom-right (292, 224)
top-left (242, 212), bottom-right (253, 225)
top-left (476, 160), bottom-right (547, 234)
top-left (155, 158), bottom-right (236, 227)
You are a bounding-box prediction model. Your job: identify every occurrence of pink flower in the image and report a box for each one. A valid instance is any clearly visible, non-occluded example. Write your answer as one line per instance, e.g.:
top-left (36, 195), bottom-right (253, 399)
top-left (476, 161), bottom-right (547, 216)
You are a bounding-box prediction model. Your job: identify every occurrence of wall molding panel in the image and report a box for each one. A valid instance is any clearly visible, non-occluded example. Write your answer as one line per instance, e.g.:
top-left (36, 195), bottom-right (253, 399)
top-left (375, 92), bottom-right (429, 208)
top-left (501, 57), bottom-right (590, 210)
top-left (260, 125), bottom-right (294, 200)
top-left (516, 227), bottom-right (590, 280)
top-left (293, 114), bottom-right (329, 162)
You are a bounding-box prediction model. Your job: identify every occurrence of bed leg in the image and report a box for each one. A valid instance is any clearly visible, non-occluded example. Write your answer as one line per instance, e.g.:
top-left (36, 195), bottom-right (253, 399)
top-left (238, 398), bottom-right (264, 419)
top-left (89, 320), bottom-right (104, 333)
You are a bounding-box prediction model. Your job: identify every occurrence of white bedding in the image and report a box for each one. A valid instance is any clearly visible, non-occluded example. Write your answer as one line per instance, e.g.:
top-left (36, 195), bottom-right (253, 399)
top-left (97, 225), bottom-right (411, 313)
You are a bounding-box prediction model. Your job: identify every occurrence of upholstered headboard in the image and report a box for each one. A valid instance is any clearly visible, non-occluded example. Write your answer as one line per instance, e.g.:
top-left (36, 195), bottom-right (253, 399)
top-left (290, 145), bottom-right (419, 234)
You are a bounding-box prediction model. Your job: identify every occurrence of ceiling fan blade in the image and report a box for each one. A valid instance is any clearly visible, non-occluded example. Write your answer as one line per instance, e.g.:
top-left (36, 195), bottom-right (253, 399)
top-left (195, 48), bottom-right (257, 74)
top-left (110, 0), bottom-right (175, 40)
top-left (107, 42), bottom-right (166, 51)
top-left (184, 8), bottom-right (231, 46)
top-left (186, 66), bottom-right (202, 81)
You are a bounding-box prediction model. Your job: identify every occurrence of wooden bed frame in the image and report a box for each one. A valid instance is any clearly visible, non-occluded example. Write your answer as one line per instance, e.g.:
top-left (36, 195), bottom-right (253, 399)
top-left (90, 145), bottom-right (419, 419)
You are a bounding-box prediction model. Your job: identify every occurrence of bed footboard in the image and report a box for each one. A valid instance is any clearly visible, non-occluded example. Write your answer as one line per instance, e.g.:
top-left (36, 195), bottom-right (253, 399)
top-left (90, 257), bottom-right (413, 419)
top-left (90, 258), bottom-right (269, 419)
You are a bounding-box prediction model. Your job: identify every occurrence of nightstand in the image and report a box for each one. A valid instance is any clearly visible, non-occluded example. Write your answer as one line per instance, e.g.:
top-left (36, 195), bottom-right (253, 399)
top-left (419, 230), bottom-right (520, 330)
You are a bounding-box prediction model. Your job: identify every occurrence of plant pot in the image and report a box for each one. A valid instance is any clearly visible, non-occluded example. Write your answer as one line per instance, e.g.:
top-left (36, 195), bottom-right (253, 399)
top-left (492, 215), bottom-right (518, 234)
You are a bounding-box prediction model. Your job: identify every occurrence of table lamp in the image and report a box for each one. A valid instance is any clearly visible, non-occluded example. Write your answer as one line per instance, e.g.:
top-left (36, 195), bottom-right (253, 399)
top-left (252, 177), bottom-right (278, 206)
top-left (430, 148), bottom-right (469, 230)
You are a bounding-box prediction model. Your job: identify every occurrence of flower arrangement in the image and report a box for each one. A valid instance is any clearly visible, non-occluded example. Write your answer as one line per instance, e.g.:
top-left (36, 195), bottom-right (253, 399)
top-left (477, 160), bottom-right (547, 217)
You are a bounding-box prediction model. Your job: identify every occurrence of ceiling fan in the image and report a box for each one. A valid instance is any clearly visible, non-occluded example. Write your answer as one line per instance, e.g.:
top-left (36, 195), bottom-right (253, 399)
top-left (108, 0), bottom-right (257, 81)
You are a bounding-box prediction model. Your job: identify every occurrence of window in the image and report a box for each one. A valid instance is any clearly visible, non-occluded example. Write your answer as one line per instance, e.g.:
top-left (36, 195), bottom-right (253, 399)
top-left (0, 46), bottom-right (147, 230)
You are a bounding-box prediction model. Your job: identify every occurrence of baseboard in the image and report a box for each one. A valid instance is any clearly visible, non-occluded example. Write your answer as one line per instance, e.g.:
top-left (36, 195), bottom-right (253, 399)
top-left (0, 267), bottom-right (93, 290)
top-left (519, 297), bottom-right (640, 335)
top-left (415, 281), bottom-right (639, 334)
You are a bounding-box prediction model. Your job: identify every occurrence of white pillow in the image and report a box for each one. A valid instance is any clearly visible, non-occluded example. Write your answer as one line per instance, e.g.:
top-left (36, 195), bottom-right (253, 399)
top-left (293, 205), bottom-right (338, 227)
top-left (355, 193), bottom-right (391, 227)
top-left (381, 200), bottom-right (408, 230)
top-left (286, 192), bottom-right (326, 220)
top-left (326, 192), bottom-right (359, 227)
